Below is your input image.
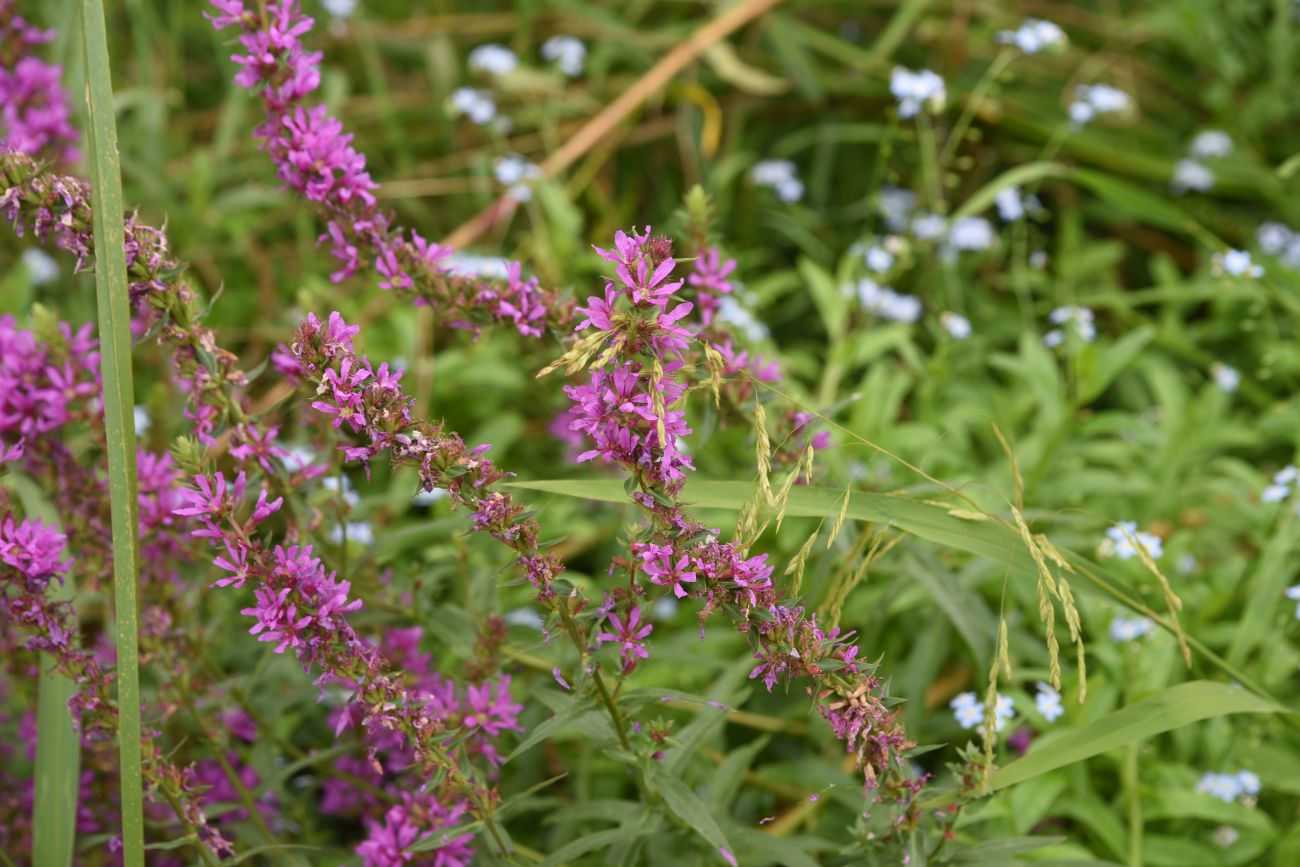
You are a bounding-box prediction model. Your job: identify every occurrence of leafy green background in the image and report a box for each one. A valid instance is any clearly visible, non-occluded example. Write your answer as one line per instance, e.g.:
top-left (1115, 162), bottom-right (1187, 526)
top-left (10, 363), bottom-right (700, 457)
top-left (3, 0), bottom-right (1300, 864)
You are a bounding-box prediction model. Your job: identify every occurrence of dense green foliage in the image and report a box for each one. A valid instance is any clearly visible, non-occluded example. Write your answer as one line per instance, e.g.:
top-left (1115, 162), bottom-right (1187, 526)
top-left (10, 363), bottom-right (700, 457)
top-left (3, 0), bottom-right (1300, 864)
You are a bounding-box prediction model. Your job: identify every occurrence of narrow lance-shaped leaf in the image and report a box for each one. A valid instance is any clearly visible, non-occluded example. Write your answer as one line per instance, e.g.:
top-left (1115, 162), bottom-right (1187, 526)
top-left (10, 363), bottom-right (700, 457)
top-left (989, 681), bottom-right (1287, 791)
top-left (81, 1), bottom-right (145, 863)
top-left (15, 473), bottom-right (82, 867)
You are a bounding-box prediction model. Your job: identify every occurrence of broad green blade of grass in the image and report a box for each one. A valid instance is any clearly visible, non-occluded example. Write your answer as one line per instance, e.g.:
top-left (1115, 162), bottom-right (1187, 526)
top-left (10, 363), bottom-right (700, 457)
top-left (81, 0), bottom-right (145, 863)
top-left (1226, 506), bottom-right (1299, 667)
top-left (508, 478), bottom-right (1291, 711)
top-left (988, 682), bottom-right (1287, 791)
top-left (12, 473), bottom-right (81, 867)
top-left (951, 162), bottom-right (1069, 220)
top-left (510, 478), bottom-right (1039, 570)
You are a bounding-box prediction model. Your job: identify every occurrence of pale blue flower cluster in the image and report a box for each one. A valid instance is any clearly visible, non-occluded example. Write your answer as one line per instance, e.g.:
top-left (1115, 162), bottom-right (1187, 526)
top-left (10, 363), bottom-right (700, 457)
top-left (947, 216), bottom-right (996, 252)
top-left (1213, 249), bottom-right (1263, 278)
top-left (951, 691), bottom-right (1014, 731)
top-left (1109, 615), bottom-right (1155, 642)
top-left (1171, 130), bottom-right (1231, 195)
top-left (541, 36), bottom-right (586, 77)
top-left (1044, 305), bottom-right (1096, 347)
top-left (940, 311), bottom-right (972, 340)
top-left (849, 238), bottom-right (895, 273)
top-left (1211, 363), bottom-right (1240, 394)
top-left (321, 0), bottom-right (357, 20)
top-left (890, 67), bottom-right (946, 118)
top-left (1034, 683), bottom-right (1064, 722)
top-left (446, 252), bottom-right (511, 280)
top-left (1068, 84), bottom-right (1131, 126)
top-left (856, 278), bottom-right (922, 323)
top-left (911, 212), bottom-right (946, 241)
top-left (750, 159), bottom-right (805, 203)
top-left (1261, 465), bottom-right (1296, 503)
top-left (494, 154), bottom-right (543, 202)
top-left (468, 44), bottom-right (519, 77)
top-left (1171, 159), bottom-right (1214, 195)
top-left (878, 186), bottom-right (916, 232)
top-left (996, 187), bottom-right (1024, 221)
top-left (1106, 521), bottom-right (1163, 560)
top-left (1257, 223), bottom-right (1300, 269)
top-left (717, 294), bottom-right (770, 341)
top-left (997, 18), bottom-right (1067, 54)
top-left (450, 87), bottom-right (497, 125)
top-left (1196, 770), bottom-right (1260, 803)
top-left (1190, 130), bottom-right (1233, 159)
top-left (20, 248), bottom-right (58, 285)
top-left (329, 520), bottom-right (374, 546)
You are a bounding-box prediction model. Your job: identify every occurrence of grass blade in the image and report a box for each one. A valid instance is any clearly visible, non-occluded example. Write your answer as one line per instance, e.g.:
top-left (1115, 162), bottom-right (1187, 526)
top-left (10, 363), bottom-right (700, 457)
top-left (12, 474), bottom-right (82, 867)
top-left (81, 1), bottom-right (144, 863)
top-left (987, 682), bottom-right (1286, 791)
top-left (507, 478), bottom-right (1291, 711)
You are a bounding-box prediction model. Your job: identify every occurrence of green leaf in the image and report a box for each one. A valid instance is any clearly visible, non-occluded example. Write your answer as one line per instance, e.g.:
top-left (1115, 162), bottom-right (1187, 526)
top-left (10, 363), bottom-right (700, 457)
top-left (1078, 326), bottom-right (1156, 404)
top-left (988, 682), bottom-right (1288, 791)
top-left (648, 766), bottom-right (736, 864)
top-left (536, 825), bottom-right (654, 867)
top-left (947, 835), bottom-right (1067, 862)
top-left (498, 774), bottom-right (569, 819)
top-left (82, 2), bottom-right (145, 864)
top-left (505, 697), bottom-right (600, 762)
top-left (797, 258), bottom-right (846, 340)
top-left (904, 549), bottom-right (996, 668)
top-left (1227, 506), bottom-right (1299, 667)
top-left (728, 827), bottom-right (826, 867)
top-left (708, 737), bottom-right (769, 813)
top-left (11, 474), bottom-right (81, 867)
top-left (764, 14), bottom-right (823, 102)
top-left (221, 845), bottom-right (320, 864)
top-left (507, 477), bottom-right (1289, 708)
top-left (951, 163), bottom-right (1069, 221)
top-left (405, 820), bottom-right (485, 854)
top-left (1069, 168), bottom-right (1201, 235)
top-left (508, 478), bottom-right (1037, 572)
top-left (1276, 150), bottom-right (1300, 178)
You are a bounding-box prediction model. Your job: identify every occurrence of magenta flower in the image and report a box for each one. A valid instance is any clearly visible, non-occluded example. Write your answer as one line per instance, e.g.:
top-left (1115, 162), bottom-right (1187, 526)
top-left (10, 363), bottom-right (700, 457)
top-left (208, 1), bottom-right (568, 336)
top-left (597, 606), bottom-right (653, 672)
top-left (175, 472), bottom-right (246, 527)
top-left (688, 247), bottom-right (737, 326)
top-left (241, 585), bottom-right (312, 654)
top-left (641, 547), bottom-right (697, 599)
top-left (356, 794), bottom-right (473, 867)
top-left (463, 676), bottom-right (524, 737)
top-left (0, 515), bottom-right (68, 588)
top-left (230, 423), bottom-right (290, 474)
top-left (212, 539), bottom-right (253, 588)
top-left (0, 4), bottom-right (79, 164)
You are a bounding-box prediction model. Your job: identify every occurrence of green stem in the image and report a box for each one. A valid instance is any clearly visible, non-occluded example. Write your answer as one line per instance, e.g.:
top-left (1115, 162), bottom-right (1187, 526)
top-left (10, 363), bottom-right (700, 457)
top-left (591, 668), bottom-right (633, 753)
top-left (81, 1), bottom-right (145, 864)
top-left (939, 49), bottom-right (1015, 170)
top-left (1124, 742), bottom-right (1142, 867)
top-left (915, 110), bottom-right (943, 214)
top-left (556, 605), bottom-right (634, 753)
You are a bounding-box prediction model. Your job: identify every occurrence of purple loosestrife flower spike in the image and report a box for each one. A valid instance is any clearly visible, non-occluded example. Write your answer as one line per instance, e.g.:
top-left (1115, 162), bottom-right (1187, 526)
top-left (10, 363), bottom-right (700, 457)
top-left (0, 1), bottom-right (79, 164)
top-left (207, 0), bottom-right (571, 336)
top-left (552, 231), bottom-right (914, 791)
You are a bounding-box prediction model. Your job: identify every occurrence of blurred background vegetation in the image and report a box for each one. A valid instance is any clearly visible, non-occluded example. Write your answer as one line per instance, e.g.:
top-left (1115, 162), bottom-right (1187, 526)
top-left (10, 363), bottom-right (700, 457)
top-left (4, 0), bottom-right (1300, 863)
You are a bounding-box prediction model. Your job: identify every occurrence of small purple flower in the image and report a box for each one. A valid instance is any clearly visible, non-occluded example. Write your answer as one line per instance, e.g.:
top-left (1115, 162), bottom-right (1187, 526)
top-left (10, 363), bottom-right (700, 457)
top-left (463, 676), bottom-right (524, 737)
top-left (597, 606), bottom-right (654, 672)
